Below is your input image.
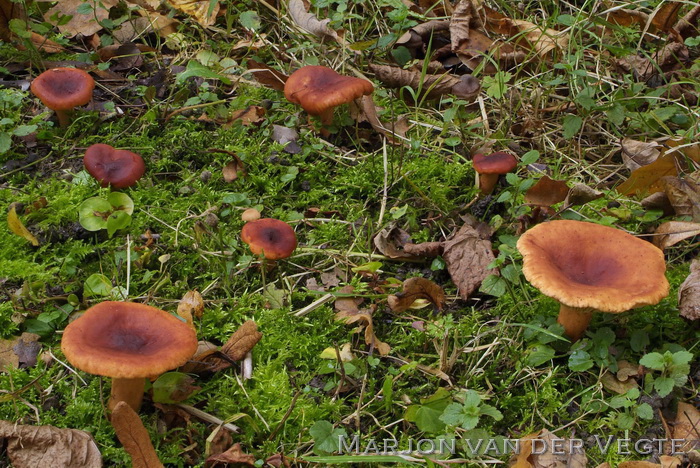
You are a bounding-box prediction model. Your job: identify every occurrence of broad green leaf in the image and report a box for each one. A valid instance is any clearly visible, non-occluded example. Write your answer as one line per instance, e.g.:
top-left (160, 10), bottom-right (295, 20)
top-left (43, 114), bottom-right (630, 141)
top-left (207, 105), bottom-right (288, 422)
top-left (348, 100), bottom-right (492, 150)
top-left (84, 273), bottom-right (113, 297)
top-left (639, 352), bottom-right (665, 371)
top-left (310, 420), bottom-right (347, 454)
top-left (525, 344), bottom-right (555, 367)
top-left (562, 115), bottom-right (582, 139)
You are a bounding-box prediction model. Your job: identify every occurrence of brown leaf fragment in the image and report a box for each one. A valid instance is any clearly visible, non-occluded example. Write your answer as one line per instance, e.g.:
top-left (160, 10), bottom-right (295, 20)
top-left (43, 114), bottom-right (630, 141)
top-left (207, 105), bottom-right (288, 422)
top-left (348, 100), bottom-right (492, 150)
top-left (168, 0), bottom-right (219, 27)
top-left (676, 6), bottom-right (700, 38)
top-left (387, 277), bottom-right (446, 313)
top-left (653, 221), bottom-right (700, 250)
top-left (530, 429), bottom-right (586, 468)
top-left (0, 333), bottom-right (40, 372)
top-left (229, 106), bottom-right (266, 127)
top-left (206, 443), bottom-right (256, 467)
top-left (601, 371), bottom-right (638, 394)
top-left (356, 95), bottom-right (406, 145)
top-left (641, 191), bottom-right (675, 217)
top-left (670, 401), bottom-right (700, 452)
top-left (111, 401), bottom-right (164, 468)
top-left (616, 360), bottom-right (640, 381)
top-left (8, 203), bottom-right (39, 246)
top-left (265, 453), bottom-right (291, 468)
top-left (403, 241), bottom-right (443, 257)
top-left (621, 138), bottom-right (662, 172)
top-left (368, 63), bottom-right (478, 101)
top-left (651, 3), bottom-right (683, 33)
top-left (181, 341), bottom-right (219, 373)
top-left (0, 420), bottom-right (102, 468)
top-left (617, 153), bottom-right (679, 196)
top-left (661, 175), bottom-right (700, 220)
top-left (373, 224), bottom-right (418, 260)
top-left (449, 0), bottom-right (482, 52)
top-left (208, 321), bottom-right (262, 372)
top-left (679, 258), bottom-right (700, 320)
top-left (524, 175), bottom-right (569, 208)
top-left (442, 223), bottom-right (496, 299)
top-left (334, 287), bottom-right (390, 355)
top-left (564, 183), bottom-right (604, 207)
top-left (246, 60), bottom-right (288, 91)
top-left (288, 0), bottom-right (340, 42)
top-left (605, 9), bottom-right (650, 29)
top-left (205, 426), bottom-right (233, 459)
top-left (38, 0), bottom-right (119, 37)
top-left (177, 290), bottom-right (204, 328)
top-left (223, 158), bottom-right (245, 183)
top-left (506, 19), bottom-right (568, 57)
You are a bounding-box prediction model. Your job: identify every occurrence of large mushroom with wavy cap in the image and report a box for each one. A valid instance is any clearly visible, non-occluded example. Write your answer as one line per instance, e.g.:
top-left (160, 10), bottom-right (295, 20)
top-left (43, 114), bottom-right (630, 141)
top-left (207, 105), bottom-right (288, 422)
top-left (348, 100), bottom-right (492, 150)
top-left (284, 66), bottom-right (374, 128)
top-left (61, 301), bottom-right (198, 412)
top-left (31, 67), bottom-right (95, 128)
top-left (517, 220), bottom-right (669, 341)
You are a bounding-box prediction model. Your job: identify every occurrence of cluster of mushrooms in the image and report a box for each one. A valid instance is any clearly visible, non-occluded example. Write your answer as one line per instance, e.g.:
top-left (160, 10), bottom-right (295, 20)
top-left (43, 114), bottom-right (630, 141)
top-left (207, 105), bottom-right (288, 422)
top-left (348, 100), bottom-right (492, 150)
top-left (28, 65), bottom-right (670, 419)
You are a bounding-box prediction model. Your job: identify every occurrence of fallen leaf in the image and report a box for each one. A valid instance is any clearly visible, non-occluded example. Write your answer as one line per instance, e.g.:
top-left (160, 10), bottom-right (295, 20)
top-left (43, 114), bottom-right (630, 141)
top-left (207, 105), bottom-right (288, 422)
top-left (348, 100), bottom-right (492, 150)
top-left (0, 420), bottom-right (102, 468)
top-left (111, 401), bottom-right (164, 468)
top-left (651, 3), bottom-right (684, 32)
top-left (524, 176), bottom-right (569, 208)
top-left (403, 241), bottom-right (443, 257)
top-left (206, 106), bottom-right (265, 127)
top-left (442, 223), bottom-right (496, 299)
top-left (616, 360), bottom-right (640, 381)
top-left (177, 290), bottom-right (204, 327)
top-left (621, 138), bottom-right (662, 172)
top-left (320, 343), bottom-right (355, 362)
top-left (563, 184), bottom-right (604, 207)
top-left (652, 221), bottom-right (700, 250)
top-left (0, 332), bottom-right (40, 371)
top-left (0, 0), bottom-right (26, 42)
top-left (205, 426), bottom-right (233, 459)
top-left (670, 401), bottom-right (700, 452)
top-left (661, 175), bottom-right (700, 220)
top-left (169, 0), bottom-right (219, 27)
top-left (181, 341), bottom-right (220, 373)
top-left (335, 286), bottom-right (390, 355)
top-left (618, 462), bottom-right (663, 468)
top-left (8, 203), bottom-right (39, 246)
top-left (530, 429), bottom-right (586, 468)
top-left (265, 453), bottom-right (290, 468)
top-left (37, 0), bottom-right (119, 37)
top-left (368, 63), bottom-right (479, 101)
top-left (387, 277), bottom-right (446, 313)
top-left (506, 19), bottom-right (568, 57)
top-left (641, 192), bottom-right (675, 217)
top-left (600, 371), bottom-right (638, 394)
top-left (679, 258), bottom-right (700, 320)
top-left (246, 59), bottom-right (288, 92)
top-left (288, 0), bottom-right (340, 42)
top-left (373, 224), bottom-right (418, 260)
top-left (206, 442), bottom-right (256, 467)
top-left (207, 321), bottom-right (262, 372)
top-left (223, 158), bottom-right (245, 183)
top-left (272, 125), bottom-right (301, 154)
top-left (508, 430), bottom-right (542, 468)
top-left (617, 153), bottom-right (679, 196)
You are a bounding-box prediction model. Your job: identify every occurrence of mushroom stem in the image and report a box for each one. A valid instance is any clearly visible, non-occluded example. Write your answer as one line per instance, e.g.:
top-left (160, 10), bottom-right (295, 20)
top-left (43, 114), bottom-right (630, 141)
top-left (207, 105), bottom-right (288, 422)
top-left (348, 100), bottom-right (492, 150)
top-left (55, 109), bottom-right (72, 128)
top-left (557, 305), bottom-right (594, 341)
top-left (109, 377), bottom-right (146, 412)
top-left (478, 173), bottom-right (500, 195)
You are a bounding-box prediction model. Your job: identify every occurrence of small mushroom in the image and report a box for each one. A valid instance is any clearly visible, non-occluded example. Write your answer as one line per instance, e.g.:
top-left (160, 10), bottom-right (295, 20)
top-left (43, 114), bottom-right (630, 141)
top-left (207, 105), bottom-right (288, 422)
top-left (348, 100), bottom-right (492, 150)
top-left (284, 66), bottom-right (374, 129)
top-left (472, 152), bottom-right (518, 195)
top-left (30, 67), bottom-right (95, 128)
top-left (517, 220), bottom-right (669, 341)
top-left (241, 218), bottom-right (297, 260)
top-left (84, 143), bottom-right (146, 189)
top-left (61, 301), bottom-right (198, 411)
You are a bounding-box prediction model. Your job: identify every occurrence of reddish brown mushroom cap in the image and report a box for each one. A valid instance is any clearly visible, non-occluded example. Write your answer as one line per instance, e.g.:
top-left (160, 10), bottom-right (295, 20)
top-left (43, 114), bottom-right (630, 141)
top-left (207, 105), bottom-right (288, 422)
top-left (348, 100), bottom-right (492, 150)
top-left (241, 218), bottom-right (297, 260)
top-left (61, 301), bottom-right (198, 379)
top-left (284, 66), bottom-right (374, 117)
top-left (30, 68), bottom-right (95, 111)
top-left (517, 220), bottom-right (669, 312)
top-left (472, 152), bottom-right (518, 175)
top-left (84, 143), bottom-right (146, 189)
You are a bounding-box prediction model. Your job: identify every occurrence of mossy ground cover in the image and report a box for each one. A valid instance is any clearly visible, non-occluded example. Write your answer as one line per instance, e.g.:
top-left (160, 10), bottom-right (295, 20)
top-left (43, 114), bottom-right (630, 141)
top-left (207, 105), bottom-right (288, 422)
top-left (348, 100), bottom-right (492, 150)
top-left (1, 0), bottom-right (700, 466)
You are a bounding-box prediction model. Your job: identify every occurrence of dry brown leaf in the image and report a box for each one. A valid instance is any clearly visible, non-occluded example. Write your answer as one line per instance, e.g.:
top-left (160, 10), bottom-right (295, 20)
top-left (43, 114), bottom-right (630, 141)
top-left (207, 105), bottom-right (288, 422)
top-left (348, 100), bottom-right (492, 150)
top-left (605, 9), bottom-right (650, 29)
top-left (661, 175), bottom-right (700, 220)
top-left (676, 6), bottom-right (700, 38)
top-left (618, 462), bottom-right (663, 468)
top-left (403, 241), bottom-right (443, 257)
top-left (111, 401), bottom-right (164, 468)
top-left (524, 176), bottom-right (569, 208)
top-left (207, 321), bottom-right (262, 372)
top-left (387, 277), bottom-right (446, 313)
top-left (37, 0), bottom-right (119, 37)
top-left (600, 371), bottom-right (638, 394)
top-left (564, 184), bottom-right (604, 207)
top-left (679, 258), bottom-right (700, 320)
top-left (616, 360), bottom-right (640, 381)
top-left (621, 138), bottom-right (662, 172)
top-left (288, 0), bottom-right (340, 42)
top-left (222, 156), bottom-right (246, 182)
top-left (530, 429), bottom-right (586, 468)
top-left (181, 341), bottom-right (220, 373)
top-left (0, 332), bottom-right (40, 371)
top-left (508, 430), bottom-right (542, 468)
top-left (246, 60), bottom-right (288, 92)
top-left (651, 3), bottom-right (683, 32)
top-left (641, 191), bottom-right (675, 217)
top-left (0, 0), bottom-right (26, 42)
top-left (177, 290), bottom-right (204, 327)
top-left (229, 106), bottom-right (265, 127)
top-left (652, 221), bottom-right (700, 250)
top-left (206, 443), bottom-right (256, 466)
top-left (169, 0), bottom-right (219, 27)
top-left (618, 152), bottom-right (679, 196)
top-left (449, 0), bottom-right (481, 52)
top-left (355, 95), bottom-right (405, 145)
top-left (335, 286), bottom-right (390, 355)
top-left (671, 401), bottom-right (700, 452)
top-left (506, 19), bottom-right (568, 57)
top-left (8, 203), bottom-right (39, 246)
top-left (373, 224), bottom-right (419, 260)
top-left (0, 420), bottom-right (102, 468)
top-left (442, 223), bottom-right (496, 299)
top-left (368, 63), bottom-right (479, 101)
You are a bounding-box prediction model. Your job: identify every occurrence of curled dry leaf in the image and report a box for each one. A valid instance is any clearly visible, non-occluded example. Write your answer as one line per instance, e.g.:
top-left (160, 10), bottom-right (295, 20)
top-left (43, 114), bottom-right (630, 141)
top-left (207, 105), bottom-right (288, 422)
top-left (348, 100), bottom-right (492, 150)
top-left (505, 19), bottom-right (568, 57)
top-left (355, 95), bottom-right (406, 145)
top-left (111, 401), bottom-right (164, 468)
top-left (222, 153), bottom-right (246, 182)
top-left (523, 176), bottom-right (569, 208)
top-left (207, 321), bottom-right (263, 372)
top-left (168, 0), bottom-right (219, 27)
top-left (8, 203), bottom-right (39, 246)
top-left (373, 224), bottom-right (418, 260)
top-left (288, 0), bottom-right (340, 42)
top-left (206, 442), bottom-right (256, 467)
top-left (334, 286), bottom-right (390, 355)
top-left (600, 371), bottom-right (638, 394)
top-left (670, 401), bottom-right (700, 452)
top-left (387, 277), bottom-right (446, 313)
top-left (617, 146), bottom-right (691, 196)
top-left (368, 64), bottom-right (480, 101)
top-left (246, 59), bottom-right (288, 92)
top-left (661, 175), bottom-right (700, 220)
top-left (0, 420), bottom-right (102, 468)
top-left (652, 221), bottom-right (700, 250)
top-left (641, 191), bottom-right (675, 217)
top-left (177, 290), bottom-right (204, 327)
top-left (563, 183), bottom-right (604, 207)
top-left (0, 332), bottom-right (41, 371)
top-left (510, 429), bottom-right (586, 468)
top-left (403, 241), bottom-right (443, 257)
top-left (442, 223), bottom-right (496, 299)
top-left (620, 138), bottom-right (662, 172)
top-left (679, 258), bottom-right (700, 320)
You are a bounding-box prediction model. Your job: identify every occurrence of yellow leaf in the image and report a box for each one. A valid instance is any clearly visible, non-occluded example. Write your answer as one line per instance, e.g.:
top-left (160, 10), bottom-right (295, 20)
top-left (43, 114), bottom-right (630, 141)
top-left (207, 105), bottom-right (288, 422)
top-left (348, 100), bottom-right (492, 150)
top-left (168, 0), bottom-right (219, 27)
top-left (7, 204), bottom-right (39, 246)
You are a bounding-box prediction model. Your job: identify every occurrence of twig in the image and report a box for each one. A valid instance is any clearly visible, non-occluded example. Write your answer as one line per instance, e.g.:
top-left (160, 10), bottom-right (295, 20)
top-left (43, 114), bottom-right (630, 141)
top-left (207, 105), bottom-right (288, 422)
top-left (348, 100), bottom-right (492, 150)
top-left (175, 404), bottom-right (240, 433)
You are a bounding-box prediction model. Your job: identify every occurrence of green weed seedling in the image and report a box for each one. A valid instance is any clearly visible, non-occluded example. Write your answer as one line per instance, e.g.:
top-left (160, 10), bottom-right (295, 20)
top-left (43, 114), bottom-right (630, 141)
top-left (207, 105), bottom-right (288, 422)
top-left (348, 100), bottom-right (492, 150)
top-left (78, 192), bottom-right (134, 238)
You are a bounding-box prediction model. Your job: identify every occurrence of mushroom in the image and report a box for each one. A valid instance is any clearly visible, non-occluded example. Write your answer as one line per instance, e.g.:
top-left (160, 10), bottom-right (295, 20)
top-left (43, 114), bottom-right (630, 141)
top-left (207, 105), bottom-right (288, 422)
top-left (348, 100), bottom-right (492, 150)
top-left (83, 143), bottom-right (146, 189)
top-left (30, 67), bottom-right (95, 128)
top-left (472, 152), bottom-right (518, 195)
top-left (61, 301), bottom-right (198, 411)
top-left (284, 66), bottom-right (374, 129)
top-left (517, 220), bottom-right (669, 341)
top-left (241, 218), bottom-right (297, 260)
